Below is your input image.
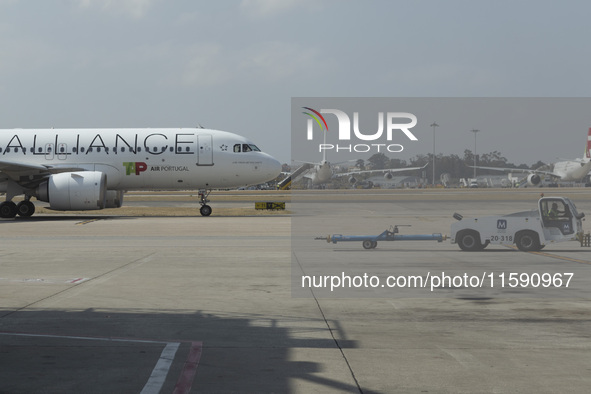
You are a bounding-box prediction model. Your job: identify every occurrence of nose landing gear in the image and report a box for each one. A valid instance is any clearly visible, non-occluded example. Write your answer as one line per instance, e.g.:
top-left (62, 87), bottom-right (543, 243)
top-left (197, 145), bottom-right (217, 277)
top-left (198, 190), bottom-right (212, 216)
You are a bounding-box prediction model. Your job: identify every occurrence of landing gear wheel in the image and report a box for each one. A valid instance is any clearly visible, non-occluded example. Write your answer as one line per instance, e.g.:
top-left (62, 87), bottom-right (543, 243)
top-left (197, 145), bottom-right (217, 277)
top-left (198, 189), bottom-right (212, 217)
top-left (200, 205), bottom-right (212, 217)
top-left (0, 201), bottom-right (18, 219)
top-left (16, 201), bottom-right (35, 217)
top-left (362, 240), bottom-right (374, 249)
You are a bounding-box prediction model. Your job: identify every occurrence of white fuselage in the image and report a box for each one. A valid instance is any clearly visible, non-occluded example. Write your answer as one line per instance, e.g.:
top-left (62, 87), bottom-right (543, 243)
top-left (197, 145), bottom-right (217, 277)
top-left (0, 128), bottom-right (281, 192)
top-left (552, 159), bottom-right (591, 181)
top-left (309, 160), bottom-right (333, 184)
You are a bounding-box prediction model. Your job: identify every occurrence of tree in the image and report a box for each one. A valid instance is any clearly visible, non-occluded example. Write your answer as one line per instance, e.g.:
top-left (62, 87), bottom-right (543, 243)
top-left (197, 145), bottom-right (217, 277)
top-left (355, 159), bottom-right (365, 171)
top-left (367, 153), bottom-right (389, 170)
top-left (388, 158), bottom-right (407, 169)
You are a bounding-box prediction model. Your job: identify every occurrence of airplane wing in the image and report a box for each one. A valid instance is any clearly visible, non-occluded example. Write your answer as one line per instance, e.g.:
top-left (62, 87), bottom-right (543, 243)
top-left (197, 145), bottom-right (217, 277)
top-left (468, 165), bottom-right (559, 178)
top-left (0, 159), bottom-right (86, 182)
top-left (335, 163), bottom-right (427, 177)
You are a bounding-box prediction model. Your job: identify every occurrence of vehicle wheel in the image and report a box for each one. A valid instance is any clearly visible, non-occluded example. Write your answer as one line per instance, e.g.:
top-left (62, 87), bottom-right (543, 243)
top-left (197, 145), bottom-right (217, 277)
top-left (371, 241), bottom-right (378, 249)
top-left (200, 205), bottom-right (212, 216)
top-left (457, 230), bottom-right (482, 251)
top-left (516, 231), bottom-right (541, 252)
top-left (16, 201), bottom-right (35, 217)
top-left (362, 240), bottom-right (374, 249)
top-left (0, 201), bottom-right (18, 219)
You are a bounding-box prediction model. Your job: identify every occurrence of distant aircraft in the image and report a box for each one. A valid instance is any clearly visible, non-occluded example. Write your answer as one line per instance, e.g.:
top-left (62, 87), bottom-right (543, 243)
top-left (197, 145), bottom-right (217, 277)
top-left (294, 149), bottom-right (426, 187)
top-left (0, 128), bottom-right (281, 218)
top-left (471, 127), bottom-right (591, 186)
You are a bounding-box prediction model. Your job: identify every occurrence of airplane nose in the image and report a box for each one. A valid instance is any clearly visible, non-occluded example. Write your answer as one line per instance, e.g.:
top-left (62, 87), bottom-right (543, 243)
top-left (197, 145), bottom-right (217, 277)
top-left (265, 154), bottom-right (282, 179)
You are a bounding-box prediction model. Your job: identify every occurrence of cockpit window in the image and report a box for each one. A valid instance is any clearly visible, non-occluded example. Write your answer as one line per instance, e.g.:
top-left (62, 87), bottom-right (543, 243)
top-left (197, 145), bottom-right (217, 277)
top-left (233, 143), bottom-right (261, 153)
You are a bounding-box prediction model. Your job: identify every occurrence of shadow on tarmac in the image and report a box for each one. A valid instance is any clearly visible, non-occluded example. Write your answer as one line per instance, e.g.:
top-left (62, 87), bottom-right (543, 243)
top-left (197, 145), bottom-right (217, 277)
top-left (0, 308), bottom-right (374, 393)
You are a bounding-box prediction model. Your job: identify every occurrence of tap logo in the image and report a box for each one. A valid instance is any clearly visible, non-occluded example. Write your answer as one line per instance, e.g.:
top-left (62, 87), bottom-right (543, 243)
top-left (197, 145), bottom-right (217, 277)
top-left (123, 162), bottom-right (147, 175)
top-left (302, 107), bottom-right (418, 153)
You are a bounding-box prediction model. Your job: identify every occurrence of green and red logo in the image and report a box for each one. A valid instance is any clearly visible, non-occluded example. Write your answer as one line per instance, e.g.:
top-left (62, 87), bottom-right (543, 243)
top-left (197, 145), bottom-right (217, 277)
top-left (123, 162), bottom-right (147, 175)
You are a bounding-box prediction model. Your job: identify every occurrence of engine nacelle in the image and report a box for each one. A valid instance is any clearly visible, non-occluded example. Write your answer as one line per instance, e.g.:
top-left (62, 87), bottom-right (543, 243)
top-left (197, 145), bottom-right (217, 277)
top-left (36, 172), bottom-right (107, 211)
top-left (384, 172), bottom-right (393, 180)
top-left (527, 173), bottom-right (541, 186)
top-left (349, 176), bottom-right (357, 184)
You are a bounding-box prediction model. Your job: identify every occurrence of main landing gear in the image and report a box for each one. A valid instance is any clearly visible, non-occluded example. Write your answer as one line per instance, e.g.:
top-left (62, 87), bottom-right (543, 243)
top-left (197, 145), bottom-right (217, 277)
top-left (198, 189), bottom-right (212, 217)
top-left (0, 198), bottom-right (36, 219)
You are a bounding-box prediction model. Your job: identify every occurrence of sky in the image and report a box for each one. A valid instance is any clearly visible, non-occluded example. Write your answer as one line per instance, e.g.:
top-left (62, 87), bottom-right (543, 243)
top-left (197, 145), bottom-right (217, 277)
top-left (1, 0), bottom-right (591, 166)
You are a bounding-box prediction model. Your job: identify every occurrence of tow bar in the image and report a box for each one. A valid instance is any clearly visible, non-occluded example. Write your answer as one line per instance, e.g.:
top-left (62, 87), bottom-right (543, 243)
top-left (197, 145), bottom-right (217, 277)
top-left (315, 225), bottom-right (447, 249)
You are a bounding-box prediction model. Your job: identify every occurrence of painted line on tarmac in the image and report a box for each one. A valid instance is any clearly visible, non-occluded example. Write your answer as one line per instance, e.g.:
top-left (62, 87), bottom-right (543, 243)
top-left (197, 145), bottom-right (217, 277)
top-left (506, 245), bottom-right (591, 265)
top-left (0, 331), bottom-right (202, 394)
top-left (173, 341), bottom-right (203, 394)
top-left (75, 218), bottom-right (103, 225)
top-left (0, 277), bottom-right (90, 284)
top-left (141, 342), bottom-right (180, 394)
top-left (529, 250), bottom-right (591, 265)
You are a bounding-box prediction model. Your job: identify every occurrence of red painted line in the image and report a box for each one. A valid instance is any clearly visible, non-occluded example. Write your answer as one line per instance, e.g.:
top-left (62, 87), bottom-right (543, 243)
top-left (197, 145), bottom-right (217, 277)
top-left (70, 278), bottom-right (84, 284)
top-left (173, 341), bottom-right (203, 394)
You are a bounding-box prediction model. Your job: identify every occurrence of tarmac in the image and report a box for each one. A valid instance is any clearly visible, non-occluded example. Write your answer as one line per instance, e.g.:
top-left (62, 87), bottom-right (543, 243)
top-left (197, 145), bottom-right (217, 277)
top-left (1, 188), bottom-right (591, 393)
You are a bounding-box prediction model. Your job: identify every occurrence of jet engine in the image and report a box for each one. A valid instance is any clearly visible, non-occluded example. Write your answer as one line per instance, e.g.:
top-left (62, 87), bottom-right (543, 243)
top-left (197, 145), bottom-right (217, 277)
top-left (35, 171), bottom-right (107, 211)
top-left (384, 172), bottom-right (393, 180)
top-left (527, 173), bottom-right (541, 186)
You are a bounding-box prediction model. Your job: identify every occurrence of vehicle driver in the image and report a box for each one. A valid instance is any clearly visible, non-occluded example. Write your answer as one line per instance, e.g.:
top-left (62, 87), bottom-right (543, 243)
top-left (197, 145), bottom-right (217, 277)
top-left (548, 202), bottom-right (563, 218)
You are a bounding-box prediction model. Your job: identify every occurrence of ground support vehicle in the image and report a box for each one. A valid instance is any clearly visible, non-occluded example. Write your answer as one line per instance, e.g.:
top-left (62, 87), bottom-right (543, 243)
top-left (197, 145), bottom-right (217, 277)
top-left (450, 197), bottom-right (585, 251)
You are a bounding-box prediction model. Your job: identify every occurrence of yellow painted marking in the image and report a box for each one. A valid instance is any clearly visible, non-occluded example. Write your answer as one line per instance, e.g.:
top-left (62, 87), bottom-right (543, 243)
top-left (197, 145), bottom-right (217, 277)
top-left (505, 245), bottom-right (591, 265)
top-left (75, 218), bottom-right (101, 225)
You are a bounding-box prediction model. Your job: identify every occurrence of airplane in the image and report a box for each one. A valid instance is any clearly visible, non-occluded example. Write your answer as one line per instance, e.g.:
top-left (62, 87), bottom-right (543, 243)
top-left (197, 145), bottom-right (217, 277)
top-left (471, 127), bottom-right (591, 186)
top-left (0, 127), bottom-right (281, 218)
top-left (296, 159), bottom-right (427, 187)
top-left (294, 150), bottom-right (427, 187)
top-left (293, 115), bottom-right (426, 188)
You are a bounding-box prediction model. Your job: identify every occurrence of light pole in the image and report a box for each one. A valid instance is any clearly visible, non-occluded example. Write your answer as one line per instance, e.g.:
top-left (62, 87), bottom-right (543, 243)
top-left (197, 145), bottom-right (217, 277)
top-left (430, 122), bottom-right (439, 186)
top-left (471, 129), bottom-right (479, 180)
